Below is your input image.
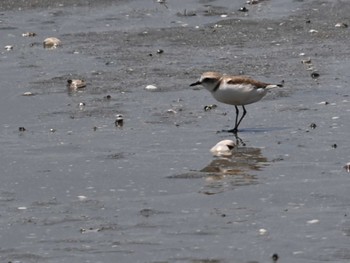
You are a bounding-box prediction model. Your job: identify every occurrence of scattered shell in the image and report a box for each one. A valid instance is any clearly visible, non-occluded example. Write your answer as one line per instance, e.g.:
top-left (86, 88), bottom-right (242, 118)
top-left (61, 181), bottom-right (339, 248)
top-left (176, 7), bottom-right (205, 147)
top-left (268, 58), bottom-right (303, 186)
top-left (238, 6), bottom-right (248, 12)
top-left (80, 227), bottom-right (102, 233)
top-left (210, 140), bottom-right (235, 157)
top-left (309, 29), bottom-right (318, 33)
top-left (246, 0), bottom-right (259, 4)
top-left (335, 22), bottom-right (348, 28)
top-left (43, 37), bottom-right (61, 49)
top-left (115, 114), bottom-right (124, 128)
top-left (19, 127), bottom-right (26, 132)
top-left (204, 104), bottom-right (217, 111)
top-left (67, 79), bottom-right (86, 89)
top-left (17, 206), bottom-right (27, 210)
top-left (301, 57), bottom-right (312, 64)
top-left (167, 109), bottom-right (177, 114)
top-left (77, 195), bottom-right (88, 201)
top-left (344, 162), bottom-right (350, 173)
top-left (145, 84), bottom-right (158, 91)
top-left (220, 14), bottom-right (228, 18)
top-left (4, 45), bottom-right (13, 51)
top-left (22, 91), bottom-right (35, 96)
top-left (311, 72), bottom-right (320, 79)
top-left (307, 219), bottom-right (319, 224)
top-left (22, 32), bottom-right (36, 37)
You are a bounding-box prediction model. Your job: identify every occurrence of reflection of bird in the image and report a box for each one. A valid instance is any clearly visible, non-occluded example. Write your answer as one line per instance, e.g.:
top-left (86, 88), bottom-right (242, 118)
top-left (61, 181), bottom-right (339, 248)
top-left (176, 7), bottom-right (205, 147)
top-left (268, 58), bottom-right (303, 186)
top-left (210, 140), bottom-right (235, 157)
top-left (190, 72), bottom-right (283, 133)
top-left (67, 79), bottom-right (86, 89)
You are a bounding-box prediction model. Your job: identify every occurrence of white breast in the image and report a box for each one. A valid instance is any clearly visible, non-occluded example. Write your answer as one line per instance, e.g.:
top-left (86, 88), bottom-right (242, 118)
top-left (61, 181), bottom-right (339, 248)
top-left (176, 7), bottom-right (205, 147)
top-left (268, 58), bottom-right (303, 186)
top-left (211, 83), bottom-right (267, 106)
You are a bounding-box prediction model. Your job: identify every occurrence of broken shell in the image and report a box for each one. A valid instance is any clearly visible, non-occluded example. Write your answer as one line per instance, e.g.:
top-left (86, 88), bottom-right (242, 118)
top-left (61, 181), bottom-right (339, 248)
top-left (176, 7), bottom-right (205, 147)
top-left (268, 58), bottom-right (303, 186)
top-left (210, 140), bottom-right (235, 157)
top-left (246, 0), bottom-right (259, 4)
top-left (115, 114), bottom-right (124, 127)
top-left (22, 91), bottom-right (35, 96)
top-left (204, 104), bottom-right (217, 111)
top-left (4, 45), bottom-right (13, 51)
top-left (301, 58), bottom-right (312, 64)
top-left (22, 32), bottom-right (36, 37)
top-left (43, 37), bottom-right (61, 49)
top-left (309, 29), bottom-right (318, 33)
top-left (67, 79), bottom-right (86, 89)
top-left (335, 22), bottom-right (348, 28)
top-left (145, 84), bottom-right (158, 91)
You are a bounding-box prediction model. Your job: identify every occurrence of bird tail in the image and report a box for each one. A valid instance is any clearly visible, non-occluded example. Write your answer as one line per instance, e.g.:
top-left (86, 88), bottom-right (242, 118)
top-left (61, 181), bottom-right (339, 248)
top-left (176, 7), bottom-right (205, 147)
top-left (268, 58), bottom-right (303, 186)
top-left (265, 83), bottom-right (283, 89)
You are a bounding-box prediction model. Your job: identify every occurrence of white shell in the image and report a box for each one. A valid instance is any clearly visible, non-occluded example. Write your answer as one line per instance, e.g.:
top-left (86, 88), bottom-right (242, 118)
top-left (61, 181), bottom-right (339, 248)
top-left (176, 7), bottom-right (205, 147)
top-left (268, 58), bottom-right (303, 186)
top-left (210, 140), bottom-right (235, 157)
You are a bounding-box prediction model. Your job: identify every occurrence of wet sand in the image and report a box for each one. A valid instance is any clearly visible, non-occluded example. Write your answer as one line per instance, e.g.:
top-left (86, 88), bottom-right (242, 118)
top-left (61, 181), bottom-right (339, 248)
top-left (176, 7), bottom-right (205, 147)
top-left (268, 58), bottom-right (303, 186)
top-left (1, 0), bottom-right (350, 262)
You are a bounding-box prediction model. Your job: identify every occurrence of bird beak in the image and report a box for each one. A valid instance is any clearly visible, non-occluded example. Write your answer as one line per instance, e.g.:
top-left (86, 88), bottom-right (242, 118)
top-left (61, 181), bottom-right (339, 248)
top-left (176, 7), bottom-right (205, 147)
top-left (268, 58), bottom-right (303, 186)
top-left (190, 80), bottom-right (201, 87)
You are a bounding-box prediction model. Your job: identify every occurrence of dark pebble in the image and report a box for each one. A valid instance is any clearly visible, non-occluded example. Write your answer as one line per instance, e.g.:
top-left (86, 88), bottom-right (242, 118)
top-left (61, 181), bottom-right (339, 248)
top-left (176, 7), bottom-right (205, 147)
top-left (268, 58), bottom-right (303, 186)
top-left (238, 7), bottom-right (248, 12)
top-left (311, 72), bottom-right (320, 79)
top-left (19, 127), bottom-right (26, 132)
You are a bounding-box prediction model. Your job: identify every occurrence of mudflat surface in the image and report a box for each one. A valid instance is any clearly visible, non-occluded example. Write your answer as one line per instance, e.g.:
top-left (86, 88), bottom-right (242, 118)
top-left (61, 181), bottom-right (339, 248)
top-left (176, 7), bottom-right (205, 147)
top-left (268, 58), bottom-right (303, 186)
top-left (1, 0), bottom-right (350, 262)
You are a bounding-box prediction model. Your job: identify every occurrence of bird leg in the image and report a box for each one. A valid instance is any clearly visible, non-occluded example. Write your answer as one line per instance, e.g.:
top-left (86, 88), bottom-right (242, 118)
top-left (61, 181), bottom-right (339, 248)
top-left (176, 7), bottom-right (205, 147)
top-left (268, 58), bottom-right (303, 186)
top-left (226, 105), bottom-right (247, 133)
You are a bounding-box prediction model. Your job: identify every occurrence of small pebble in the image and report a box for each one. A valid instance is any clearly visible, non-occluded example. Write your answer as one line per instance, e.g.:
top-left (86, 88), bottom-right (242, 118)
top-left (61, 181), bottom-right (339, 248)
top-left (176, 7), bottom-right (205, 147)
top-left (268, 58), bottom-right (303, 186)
top-left (145, 84), bottom-right (158, 91)
top-left (50, 128), bottom-right (56, 133)
top-left (238, 6), bottom-right (248, 12)
top-left (343, 162), bottom-right (350, 173)
top-left (105, 95), bottom-right (111, 100)
top-left (331, 144), bottom-right (337, 149)
top-left (17, 206), bottom-right (27, 210)
top-left (311, 72), bottom-right (320, 79)
top-left (156, 49), bottom-right (164, 54)
top-left (272, 253), bottom-right (279, 262)
top-left (79, 102), bottom-right (86, 107)
top-left (77, 195), bottom-right (87, 201)
top-left (310, 123), bottom-right (317, 129)
top-left (19, 127), bottom-right (26, 132)
top-left (246, 0), bottom-right (259, 4)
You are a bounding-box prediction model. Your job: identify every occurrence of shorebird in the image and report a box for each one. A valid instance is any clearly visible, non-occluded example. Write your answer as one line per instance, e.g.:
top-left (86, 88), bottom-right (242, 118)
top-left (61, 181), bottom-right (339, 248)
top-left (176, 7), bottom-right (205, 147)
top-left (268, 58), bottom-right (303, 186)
top-left (190, 72), bottom-right (283, 133)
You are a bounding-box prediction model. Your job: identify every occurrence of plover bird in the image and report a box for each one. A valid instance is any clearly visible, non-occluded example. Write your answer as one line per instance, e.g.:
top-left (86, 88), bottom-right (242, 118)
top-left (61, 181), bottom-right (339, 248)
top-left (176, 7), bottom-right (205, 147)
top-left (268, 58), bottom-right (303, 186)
top-left (210, 139), bottom-right (235, 157)
top-left (67, 79), bottom-right (86, 89)
top-left (190, 72), bottom-right (283, 133)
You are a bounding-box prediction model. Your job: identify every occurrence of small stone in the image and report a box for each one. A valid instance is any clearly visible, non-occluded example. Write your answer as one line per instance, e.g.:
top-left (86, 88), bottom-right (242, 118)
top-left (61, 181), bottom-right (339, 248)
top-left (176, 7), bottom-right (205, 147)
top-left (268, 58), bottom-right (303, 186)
top-left (238, 6), bottom-right (248, 12)
top-left (311, 72), bottom-right (320, 79)
top-left (272, 253), bottom-right (279, 262)
top-left (310, 123), bottom-right (317, 129)
top-left (156, 49), bottom-right (164, 54)
top-left (344, 162), bottom-right (350, 173)
top-left (204, 104), bottom-right (217, 111)
top-left (19, 127), bottom-right (26, 132)
top-left (331, 144), bottom-right (337, 149)
top-left (50, 128), bottom-right (56, 133)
